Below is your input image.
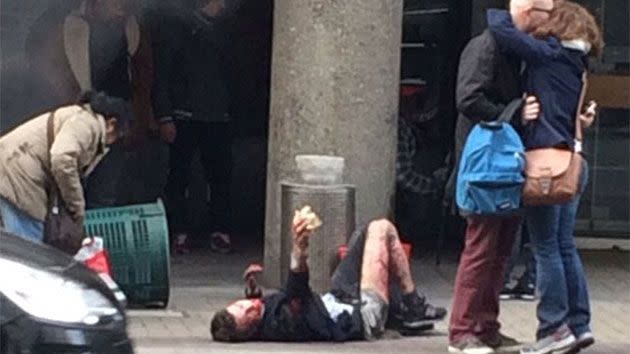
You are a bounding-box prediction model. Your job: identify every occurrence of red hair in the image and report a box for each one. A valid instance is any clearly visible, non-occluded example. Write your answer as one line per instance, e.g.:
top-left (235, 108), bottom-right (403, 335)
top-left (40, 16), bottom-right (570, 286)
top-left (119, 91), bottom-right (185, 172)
top-left (533, 0), bottom-right (604, 57)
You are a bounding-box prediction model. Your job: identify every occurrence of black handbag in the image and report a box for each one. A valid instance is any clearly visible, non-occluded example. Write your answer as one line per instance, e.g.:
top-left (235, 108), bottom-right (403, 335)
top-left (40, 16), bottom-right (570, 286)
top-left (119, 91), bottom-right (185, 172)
top-left (43, 111), bottom-right (85, 255)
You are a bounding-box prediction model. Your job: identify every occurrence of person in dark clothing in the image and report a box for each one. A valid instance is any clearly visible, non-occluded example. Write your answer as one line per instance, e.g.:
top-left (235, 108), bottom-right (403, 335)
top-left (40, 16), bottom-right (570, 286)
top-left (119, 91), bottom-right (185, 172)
top-left (500, 224), bottom-right (537, 301)
top-left (80, 0), bottom-right (133, 209)
top-left (487, 2), bottom-right (603, 354)
top-left (397, 83), bottom-right (449, 198)
top-left (396, 82), bottom-right (449, 251)
top-left (445, 1), bottom-right (552, 353)
top-left (211, 213), bottom-right (447, 342)
top-left (151, 0), bottom-right (233, 253)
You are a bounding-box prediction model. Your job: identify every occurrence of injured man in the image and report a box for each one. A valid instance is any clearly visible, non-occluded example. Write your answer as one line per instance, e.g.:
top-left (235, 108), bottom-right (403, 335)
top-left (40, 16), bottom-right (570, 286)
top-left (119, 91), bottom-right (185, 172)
top-left (211, 206), bottom-right (446, 342)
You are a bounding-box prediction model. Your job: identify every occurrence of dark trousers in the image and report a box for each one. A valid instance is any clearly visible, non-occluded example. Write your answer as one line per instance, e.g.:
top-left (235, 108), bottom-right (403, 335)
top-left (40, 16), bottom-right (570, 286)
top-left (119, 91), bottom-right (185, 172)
top-left (165, 120), bottom-right (232, 235)
top-left (85, 142), bottom-right (126, 208)
top-left (504, 222), bottom-right (536, 286)
top-left (449, 215), bottom-right (521, 343)
top-left (85, 137), bottom-right (170, 209)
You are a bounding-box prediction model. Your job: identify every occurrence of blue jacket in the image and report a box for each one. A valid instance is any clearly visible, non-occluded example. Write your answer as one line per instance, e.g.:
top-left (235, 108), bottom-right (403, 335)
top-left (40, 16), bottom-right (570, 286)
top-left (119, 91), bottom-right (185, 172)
top-left (487, 9), bottom-right (589, 150)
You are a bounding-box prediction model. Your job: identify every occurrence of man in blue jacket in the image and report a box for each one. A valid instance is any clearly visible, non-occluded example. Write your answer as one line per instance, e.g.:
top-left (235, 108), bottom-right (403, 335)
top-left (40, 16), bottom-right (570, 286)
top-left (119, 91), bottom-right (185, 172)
top-left (211, 214), bottom-right (446, 342)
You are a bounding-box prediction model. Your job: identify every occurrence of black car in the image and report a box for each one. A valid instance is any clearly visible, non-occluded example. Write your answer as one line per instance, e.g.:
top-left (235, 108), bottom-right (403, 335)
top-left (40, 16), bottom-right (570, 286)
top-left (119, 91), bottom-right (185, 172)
top-left (0, 231), bottom-right (133, 354)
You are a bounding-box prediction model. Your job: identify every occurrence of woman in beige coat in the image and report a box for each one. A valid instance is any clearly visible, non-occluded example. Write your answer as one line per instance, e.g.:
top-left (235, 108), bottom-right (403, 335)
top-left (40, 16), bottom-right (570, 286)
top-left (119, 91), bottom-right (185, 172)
top-left (0, 92), bottom-right (131, 242)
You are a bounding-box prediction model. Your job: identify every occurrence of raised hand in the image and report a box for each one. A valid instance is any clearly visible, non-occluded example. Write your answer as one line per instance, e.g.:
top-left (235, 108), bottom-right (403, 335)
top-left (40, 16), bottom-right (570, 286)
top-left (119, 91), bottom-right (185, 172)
top-left (243, 263), bottom-right (264, 299)
top-left (290, 206), bottom-right (322, 261)
top-left (579, 100), bottom-right (597, 128)
top-left (291, 215), bottom-right (313, 252)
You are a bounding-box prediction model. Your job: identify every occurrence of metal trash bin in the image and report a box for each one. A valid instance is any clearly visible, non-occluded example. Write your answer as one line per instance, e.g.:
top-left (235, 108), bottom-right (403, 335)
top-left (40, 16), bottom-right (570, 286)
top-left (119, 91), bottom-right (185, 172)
top-left (280, 182), bottom-right (355, 293)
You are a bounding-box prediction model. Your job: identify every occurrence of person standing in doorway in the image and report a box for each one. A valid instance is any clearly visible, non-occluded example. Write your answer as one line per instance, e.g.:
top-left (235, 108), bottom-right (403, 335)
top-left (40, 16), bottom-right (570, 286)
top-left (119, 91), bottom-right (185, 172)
top-left (152, 0), bottom-right (233, 254)
top-left (446, 1), bottom-right (553, 353)
top-left (395, 82), bottom-right (449, 250)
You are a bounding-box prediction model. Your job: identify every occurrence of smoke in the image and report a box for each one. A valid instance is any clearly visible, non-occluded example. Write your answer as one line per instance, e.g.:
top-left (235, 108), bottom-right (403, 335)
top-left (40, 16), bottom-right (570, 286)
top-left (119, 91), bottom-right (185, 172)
top-left (1, 0), bottom-right (80, 132)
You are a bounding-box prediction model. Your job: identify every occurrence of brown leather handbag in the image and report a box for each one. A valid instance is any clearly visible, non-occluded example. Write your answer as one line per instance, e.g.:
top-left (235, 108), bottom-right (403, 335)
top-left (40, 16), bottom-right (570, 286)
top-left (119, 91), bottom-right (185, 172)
top-left (522, 73), bottom-right (587, 206)
top-left (43, 111), bottom-right (85, 255)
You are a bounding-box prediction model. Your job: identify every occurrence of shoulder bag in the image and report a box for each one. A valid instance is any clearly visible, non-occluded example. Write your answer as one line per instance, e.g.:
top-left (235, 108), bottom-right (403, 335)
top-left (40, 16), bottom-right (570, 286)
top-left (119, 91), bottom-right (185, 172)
top-left (43, 111), bottom-right (85, 254)
top-left (522, 72), bottom-right (587, 206)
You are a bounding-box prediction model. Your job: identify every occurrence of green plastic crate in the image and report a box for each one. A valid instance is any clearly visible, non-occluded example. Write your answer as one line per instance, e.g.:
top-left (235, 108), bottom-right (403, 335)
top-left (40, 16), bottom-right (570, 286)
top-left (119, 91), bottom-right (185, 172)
top-left (84, 200), bottom-right (170, 307)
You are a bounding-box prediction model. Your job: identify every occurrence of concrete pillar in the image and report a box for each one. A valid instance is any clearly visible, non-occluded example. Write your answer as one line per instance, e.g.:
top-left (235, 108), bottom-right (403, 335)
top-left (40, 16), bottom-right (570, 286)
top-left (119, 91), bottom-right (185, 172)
top-left (264, 0), bottom-right (403, 287)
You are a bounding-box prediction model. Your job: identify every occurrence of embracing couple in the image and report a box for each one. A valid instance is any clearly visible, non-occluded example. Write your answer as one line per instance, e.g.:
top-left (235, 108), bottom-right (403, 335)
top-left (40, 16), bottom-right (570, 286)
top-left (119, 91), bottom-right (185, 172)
top-left (448, 0), bottom-right (603, 354)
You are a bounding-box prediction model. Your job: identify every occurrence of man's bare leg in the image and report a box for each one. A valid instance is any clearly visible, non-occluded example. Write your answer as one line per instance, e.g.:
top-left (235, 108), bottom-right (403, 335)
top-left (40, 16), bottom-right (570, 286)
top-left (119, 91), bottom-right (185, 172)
top-left (360, 219), bottom-right (415, 301)
top-left (359, 219), bottom-right (446, 331)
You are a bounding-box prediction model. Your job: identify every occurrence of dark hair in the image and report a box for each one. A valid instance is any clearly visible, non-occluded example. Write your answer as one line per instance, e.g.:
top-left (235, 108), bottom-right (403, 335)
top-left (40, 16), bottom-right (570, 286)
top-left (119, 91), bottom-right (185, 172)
top-left (210, 309), bottom-right (257, 342)
top-left (532, 0), bottom-right (604, 57)
top-left (76, 91), bottom-right (132, 131)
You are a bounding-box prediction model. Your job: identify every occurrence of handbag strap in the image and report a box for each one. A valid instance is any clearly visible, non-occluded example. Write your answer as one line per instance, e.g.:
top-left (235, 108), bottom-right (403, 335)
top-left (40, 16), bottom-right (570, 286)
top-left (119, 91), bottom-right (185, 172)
top-left (47, 111), bottom-right (55, 150)
top-left (574, 72), bottom-right (588, 151)
top-left (46, 111), bottom-right (60, 209)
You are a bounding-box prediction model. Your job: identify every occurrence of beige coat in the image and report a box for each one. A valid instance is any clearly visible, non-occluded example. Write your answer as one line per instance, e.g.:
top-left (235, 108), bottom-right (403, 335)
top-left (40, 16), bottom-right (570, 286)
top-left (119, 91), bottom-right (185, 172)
top-left (0, 105), bottom-right (109, 221)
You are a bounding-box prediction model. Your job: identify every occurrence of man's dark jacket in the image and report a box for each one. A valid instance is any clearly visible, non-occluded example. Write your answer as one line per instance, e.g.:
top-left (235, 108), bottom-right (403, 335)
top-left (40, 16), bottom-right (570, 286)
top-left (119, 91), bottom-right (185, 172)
top-left (151, 10), bottom-right (231, 123)
top-left (444, 30), bottom-right (522, 210)
top-left (258, 271), bottom-right (362, 342)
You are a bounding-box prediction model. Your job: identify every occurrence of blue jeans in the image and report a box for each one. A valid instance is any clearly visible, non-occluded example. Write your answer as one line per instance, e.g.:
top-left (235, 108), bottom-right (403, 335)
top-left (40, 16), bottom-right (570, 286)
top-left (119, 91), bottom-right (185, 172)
top-left (0, 198), bottom-right (44, 243)
top-left (527, 161), bottom-right (590, 339)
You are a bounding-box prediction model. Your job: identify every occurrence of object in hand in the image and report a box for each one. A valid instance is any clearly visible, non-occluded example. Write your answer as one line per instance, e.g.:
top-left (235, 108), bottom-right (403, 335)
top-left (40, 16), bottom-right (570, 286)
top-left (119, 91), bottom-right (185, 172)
top-left (586, 100), bottom-right (597, 116)
top-left (294, 205), bottom-right (323, 231)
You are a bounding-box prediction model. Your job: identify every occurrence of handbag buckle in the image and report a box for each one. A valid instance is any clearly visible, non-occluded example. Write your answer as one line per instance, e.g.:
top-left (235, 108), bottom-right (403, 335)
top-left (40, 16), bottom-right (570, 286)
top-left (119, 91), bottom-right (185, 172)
top-left (540, 167), bottom-right (552, 195)
top-left (540, 178), bottom-right (552, 194)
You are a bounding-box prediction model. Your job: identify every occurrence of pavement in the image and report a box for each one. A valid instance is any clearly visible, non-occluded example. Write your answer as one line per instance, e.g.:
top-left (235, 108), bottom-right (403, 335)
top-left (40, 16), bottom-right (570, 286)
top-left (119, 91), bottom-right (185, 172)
top-left (129, 245), bottom-right (630, 354)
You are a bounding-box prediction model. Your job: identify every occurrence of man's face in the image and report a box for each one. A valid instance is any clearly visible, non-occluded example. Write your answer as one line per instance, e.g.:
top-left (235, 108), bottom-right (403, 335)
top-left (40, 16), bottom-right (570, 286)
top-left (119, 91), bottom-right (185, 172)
top-left (225, 299), bottom-right (264, 331)
top-left (105, 117), bottom-right (119, 145)
top-left (511, 0), bottom-right (553, 32)
top-left (201, 0), bottom-right (225, 17)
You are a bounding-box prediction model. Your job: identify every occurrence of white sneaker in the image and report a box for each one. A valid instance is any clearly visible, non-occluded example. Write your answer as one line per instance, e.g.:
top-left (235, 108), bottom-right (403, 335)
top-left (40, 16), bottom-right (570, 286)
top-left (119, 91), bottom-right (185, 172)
top-left (557, 332), bottom-right (594, 354)
top-left (448, 336), bottom-right (495, 354)
top-left (520, 324), bottom-right (576, 354)
top-left (576, 332), bottom-right (594, 348)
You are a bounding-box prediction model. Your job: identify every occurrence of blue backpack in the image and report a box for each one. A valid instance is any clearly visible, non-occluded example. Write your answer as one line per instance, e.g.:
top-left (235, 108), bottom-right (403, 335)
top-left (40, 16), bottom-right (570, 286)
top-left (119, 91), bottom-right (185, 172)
top-left (456, 121), bottom-right (525, 215)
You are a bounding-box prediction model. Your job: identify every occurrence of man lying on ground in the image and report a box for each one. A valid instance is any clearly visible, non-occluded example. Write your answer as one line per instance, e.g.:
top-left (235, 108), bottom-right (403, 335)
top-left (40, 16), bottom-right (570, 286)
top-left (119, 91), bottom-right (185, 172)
top-left (211, 208), bottom-right (446, 342)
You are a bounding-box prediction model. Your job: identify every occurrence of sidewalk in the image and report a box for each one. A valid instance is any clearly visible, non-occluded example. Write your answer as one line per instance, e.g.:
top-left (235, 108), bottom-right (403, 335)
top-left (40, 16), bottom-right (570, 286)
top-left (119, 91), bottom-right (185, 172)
top-left (130, 247), bottom-right (630, 353)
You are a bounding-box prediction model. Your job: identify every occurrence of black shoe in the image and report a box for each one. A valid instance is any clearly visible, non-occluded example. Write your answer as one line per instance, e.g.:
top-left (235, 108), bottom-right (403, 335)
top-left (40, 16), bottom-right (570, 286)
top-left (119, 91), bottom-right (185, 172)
top-left (385, 316), bottom-right (435, 335)
top-left (398, 291), bottom-right (447, 329)
top-left (515, 281), bottom-right (535, 301)
top-left (398, 324), bottom-right (435, 336)
top-left (501, 279), bottom-right (536, 301)
top-left (500, 282), bottom-right (519, 300)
